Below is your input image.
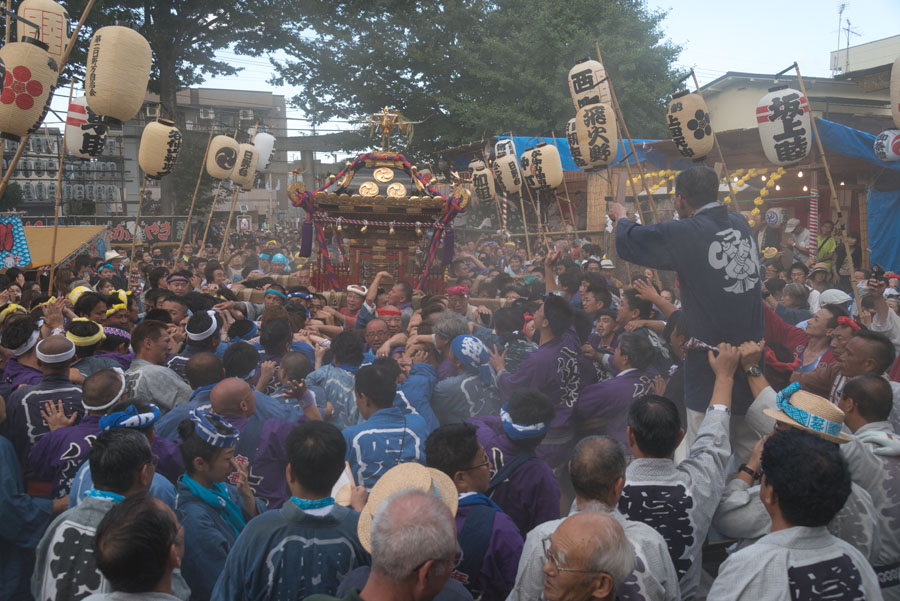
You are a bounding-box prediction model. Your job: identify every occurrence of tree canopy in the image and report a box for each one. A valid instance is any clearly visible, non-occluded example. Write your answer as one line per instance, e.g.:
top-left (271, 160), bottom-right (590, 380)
top-left (274, 0), bottom-right (683, 159)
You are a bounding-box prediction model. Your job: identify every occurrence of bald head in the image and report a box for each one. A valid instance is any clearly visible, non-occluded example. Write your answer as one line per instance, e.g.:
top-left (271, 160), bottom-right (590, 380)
top-left (83, 369), bottom-right (126, 411)
top-left (570, 436), bottom-right (626, 507)
top-left (210, 377), bottom-right (255, 417)
top-left (365, 318), bottom-right (390, 349)
top-left (185, 352), bottom-right (224, 388)
top-left (36, 335), bottom-right (75, 372)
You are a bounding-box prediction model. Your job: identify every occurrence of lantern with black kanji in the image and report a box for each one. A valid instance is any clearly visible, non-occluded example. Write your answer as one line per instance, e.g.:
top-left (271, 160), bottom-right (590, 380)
top-left (567, 57), bottom-right (611, 111)
top-left (756, 85), bottom-right (811, 166)
top-left (566, 118), bottom-right (588, 169)
top-left (230, 143), bottom-right (259, 190)
top-left (66, 95), bottom-right (108, 158)
top-left (0, 39), bottom-right (57, 141)
top-left (254, 132), bottom-right (276, 171)
top-left (891, 55), bottom-right (900, 128)
top-left (492, 139), bottom-right (522, 194)
top-left (207, 135), bottom-right (240, 179)
top-left (574, 103), bottom-right (618, 169)
top-left (520, 143), bottom-right (563, 191)
top-left (667, 90), bottom-right (714, 161)
top-left (16, 0), bottom-right (70, 64)
top-left (874, 129), bottom-right (900, 162)
top-left (469, 160), bottom-right (495, 203)
top-left (85, 25), bottom-right (152, 122)
top-left (139, 119), bottom-right (182, 179)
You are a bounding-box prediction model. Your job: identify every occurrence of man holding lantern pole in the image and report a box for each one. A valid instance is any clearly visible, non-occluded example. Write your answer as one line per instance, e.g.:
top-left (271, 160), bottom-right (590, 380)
top-left (608, 165), bottom-right (764, 463)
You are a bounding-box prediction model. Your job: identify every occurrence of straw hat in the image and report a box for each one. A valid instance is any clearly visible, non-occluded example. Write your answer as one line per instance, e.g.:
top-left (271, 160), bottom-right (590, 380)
top-left (811, 262), bottom-right (829, 274)
top-left (356, 463), bottom-right (458, 553)
top-left (763, 389), bottom-right (851, 444)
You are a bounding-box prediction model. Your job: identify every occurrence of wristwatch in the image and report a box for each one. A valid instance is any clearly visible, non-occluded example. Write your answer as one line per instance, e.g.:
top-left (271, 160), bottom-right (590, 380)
top-left (738, 464), bottom-right (759, 480)
top-left (745, 365), bottom-right (763, 378)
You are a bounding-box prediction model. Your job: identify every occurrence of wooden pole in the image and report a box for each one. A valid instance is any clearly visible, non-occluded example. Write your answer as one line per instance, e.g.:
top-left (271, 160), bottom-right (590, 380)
top-left (129, 178), bottom-right (149, 268)
top-left (200, 178), bottom-right (224, 252)
top-left (0, 0), bottom-right (98, 199)
top-left (793, 62), bottom-right (862, 317)
top-left (689, 69), bottom-right (739, 204)
top-left (177, 127), bottom-right (215, 255)
top-left (516, 192), bottom-right (532, 260)
top-left (47, 81), bottom-right (75, 295)
top-left (4, 0), bottom-right (11, 45)
top-left (218, 186), bottom-right (240, 261)
top-left (550, 131), bottom-right (577, 238)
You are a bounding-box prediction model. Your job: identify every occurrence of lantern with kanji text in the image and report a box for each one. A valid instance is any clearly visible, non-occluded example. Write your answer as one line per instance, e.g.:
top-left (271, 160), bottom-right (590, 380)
top-left (16, 0), bottom-right (69, 64)
top-left (0, 38), bottom-right (57, 141)
top-left (138, 118), bottom-right (182, 179)
top-left (492, 139), bottom-right (522, 194)
top-left (874, 129), bottom-right (900, 162)
top-left (520, 142), bottom-right (563, 191)
top-left (567, 57), bottom-right (611, 111)
top-left (566, 118), bottom-right (587, 169)
top-left (667, 90), bottom-right (713, 161)
top-left (254, 132), bottom-right (276, 171)
top-left (85, 25), bottom-right (151, 123)
top-left (756, 85), bottom-right (811, 166)
top-left (230, 143), bottom-right (259, 190)
top-left (207, 135), bottom-right (240, 179)
top-left (65, 95), bottom-right (107, 158)
top-left (469, 160), bottom-right (495, 203)
top-left (571, 103), bottom-right (617, 169)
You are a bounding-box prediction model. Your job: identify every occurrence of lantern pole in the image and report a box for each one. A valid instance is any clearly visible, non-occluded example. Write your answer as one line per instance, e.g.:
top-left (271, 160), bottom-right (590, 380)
top-left (129, 177), bottom-right (149, 268)
top-left (505, 132), bottom-right (532, 259)
top-left (200, 178), bottom-right (224, 251)
top-left (4, 0), bottom-right (10, 45)
top-left (790, 62), bottom-right (862, 317)
top-left (59, 0), bottom-right (99, 68)
top-left (478, 148), bottom-right (504, 231)
top-left (218, 122), bottom-right (259, 262)
top-left (688, 69), bottom-right (739, 204)
top-left (594, 42), bottom-right (659, 223)
top-left (177, 127), bottom-right (215, 257)
top-left (47, 81), bottom-right (76, 295)
top-left (550, 131), bottom-right (577, 239)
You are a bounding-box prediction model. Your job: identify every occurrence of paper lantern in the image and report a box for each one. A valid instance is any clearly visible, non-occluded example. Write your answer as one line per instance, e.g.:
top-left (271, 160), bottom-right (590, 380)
top-left (469, 160), bottom-right (496, 203)
top-left (891, 55), bottom-right (900, 128)
top-left (756, 85), bottom-right (811, 166)
top-left (667, 90), bottom-right (714, 160)
top-left (230, 143), bottom-right (259, 190)
top-left (139, 119), bottom-right (182, 179)
top-left (520, 143), bottom-right (563, 191)
top-left (207, 135), bottom-right (240, 179)
top-left (254, 132), bottom-right (276, 171)
top-left (567, 57), bottom-right (611, 111)
top-left (0, 39), bottom-right (57, 142)
top-left (492, 139), bottom-right (522, 194)
top-left (65, 95), bottom-right (107, 158)
top-left (569, 103), bottom-right (618, 169)
top-left (85, 26), bottom-right (152, 122)
top-left (874, 129), bottom-right (900, 162)
top-left (16, 0), bottom-right (70, 64)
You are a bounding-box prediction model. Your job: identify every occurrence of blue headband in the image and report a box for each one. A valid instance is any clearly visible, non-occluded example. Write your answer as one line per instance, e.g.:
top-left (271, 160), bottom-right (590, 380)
top-left (259, 253), bottom-right (271, 261)
top-left (450, 335), bottom-right (494, 386)
top-left (500, 404), bottom-right (549, 441)
top-left (100, 404), bottom-right (161, 431)
top-left (229, 321), bottom-right (258, 342)
top-left (99, 263), bottom-right (114, 272)
top-left (775, 383), bottom-right (843, 438)
top-left (189, 409), bottom-right (239, 448)
top-left (288, 291), bottom-right (313, 300)
top-left (264, 289), bottom-right (287, 300)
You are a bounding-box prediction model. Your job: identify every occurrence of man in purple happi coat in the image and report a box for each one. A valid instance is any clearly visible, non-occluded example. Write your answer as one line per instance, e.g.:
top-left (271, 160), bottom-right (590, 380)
top-left (427, 423), bottom-right (523, 601)
top-left (491, 293), bottom-right (594, 467)
top-left (575, 332), bottom-right (659, 450)
top-left (469, 388), bottom-right (560, 536)
top-left (0, 317), bottom-right (43, 398)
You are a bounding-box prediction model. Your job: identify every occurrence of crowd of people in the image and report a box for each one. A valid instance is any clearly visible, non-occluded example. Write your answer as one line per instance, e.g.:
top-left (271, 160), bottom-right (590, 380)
top-left (1, 165), bottom-right (898, 601)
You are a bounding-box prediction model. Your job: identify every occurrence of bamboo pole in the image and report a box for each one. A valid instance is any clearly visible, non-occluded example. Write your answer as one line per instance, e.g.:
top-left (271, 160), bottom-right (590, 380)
top-left (177, 127), bottom-right (215, 254)
top-left (792, 62), bottom-right (862, 317)
top-left (0, 0), bottom-right (98, 199)
top-left (4, 0), bottom-right (11, 45)
top-left (129, 178), bottom-right (149, 268)
top-left (550, 131), bottom-right (577, 238)
top-left (503, 132), bottom-right (532, 259)
top-left (200, 178), bottom-right (224, 252)
top-left (47, 81), bottom-right (75, 295)
top-left (689, 69), bottom-right (739, 204)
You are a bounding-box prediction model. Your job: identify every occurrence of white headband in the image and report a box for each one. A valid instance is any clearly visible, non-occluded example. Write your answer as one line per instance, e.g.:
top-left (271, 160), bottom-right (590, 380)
top-left (36, 338), bottom-right (76, 363)
top-left (83, 367), bottom-right (127, 412)
top-left (187, 310), bottom-right (219, 341)
top-left (12, 330), bottom-right (40, 356)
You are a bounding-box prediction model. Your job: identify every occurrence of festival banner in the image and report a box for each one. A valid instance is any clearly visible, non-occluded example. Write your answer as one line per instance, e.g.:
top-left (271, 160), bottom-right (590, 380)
top-left (0, 216), bottom-right (33, 268)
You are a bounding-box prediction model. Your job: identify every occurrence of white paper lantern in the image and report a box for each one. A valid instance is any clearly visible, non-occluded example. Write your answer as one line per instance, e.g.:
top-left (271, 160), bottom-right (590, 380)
top-left (567, 57), bottom-right (611, 111)
top-left (230, 143), bottom-right (259, 190)
top-left (16, 0), bottom-right (70, 64)
top-left (756, 85), bottom-right (812, 166)
top-left (65, 95), bottom-right (108, 158)
top-left (874, 129), bottom-right (900, 162)
top-left (207, 135), bottom-right (239, 179)
top-left (139, 118), bottom-right (182, 179)
top-left (85, 26), bottom-right (152, 122)
top-left (570, 103), bottom-right (618, 169)
top-left (253, 132), bottom-right (276, 171)
top-left (492, 139), bottom-right (522, 194)
top-left (0, 39), bottom-right (57, 142)
top-left (469, 160), bottom-right (496, 203)
top-left (667, 90), bottom-right (714, 160)
top-left (520, 142), bottom-right (563, 191)
top-left (566, 118), bottom-right (588, 169)
top-left (891, 55), bottom-right (900, 129)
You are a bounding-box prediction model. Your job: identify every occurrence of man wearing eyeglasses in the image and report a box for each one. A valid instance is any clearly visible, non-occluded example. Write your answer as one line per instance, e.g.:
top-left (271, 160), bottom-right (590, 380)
top-left (541, 513), bottom-right (635, 601)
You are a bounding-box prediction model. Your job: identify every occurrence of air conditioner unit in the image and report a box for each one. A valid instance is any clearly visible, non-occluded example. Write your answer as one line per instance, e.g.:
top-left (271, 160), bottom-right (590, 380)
top-left (199, 108), bottom-right (215, 120)
top-left (239, 109), bottom-right (253, 121)
top-left (145, 105), bottom-right (159, 119)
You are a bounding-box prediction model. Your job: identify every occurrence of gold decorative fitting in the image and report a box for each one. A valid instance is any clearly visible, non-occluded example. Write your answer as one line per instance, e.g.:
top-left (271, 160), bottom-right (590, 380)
top-left (386, 182), bottom-right (407, 198)
top-left (287, 181), bottom-right (306, 199)
top-left (373, 167), bottom-right (395, 183)
top-left (359, 182), bottom-right (379, 197)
